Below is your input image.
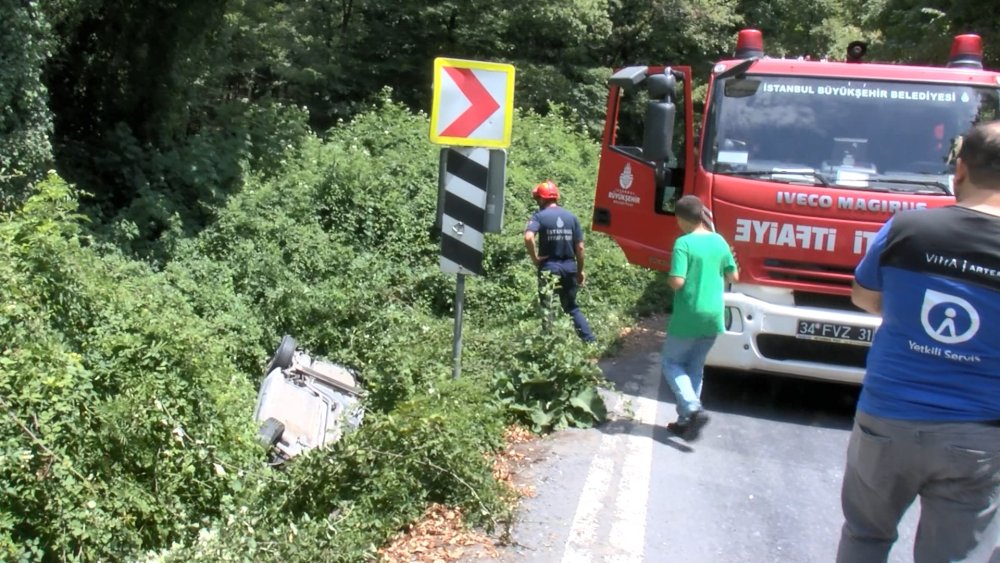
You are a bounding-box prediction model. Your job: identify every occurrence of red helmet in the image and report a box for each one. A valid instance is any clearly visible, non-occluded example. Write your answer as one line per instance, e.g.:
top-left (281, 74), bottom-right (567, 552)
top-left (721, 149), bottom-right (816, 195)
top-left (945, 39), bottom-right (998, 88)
top-left (532, 180), bottom-right (560, 200)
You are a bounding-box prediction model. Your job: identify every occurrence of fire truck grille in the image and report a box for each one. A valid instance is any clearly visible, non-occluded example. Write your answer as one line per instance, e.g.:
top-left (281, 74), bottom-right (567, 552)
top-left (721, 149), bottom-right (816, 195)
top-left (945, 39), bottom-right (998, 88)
top-left (793, 291), bottom-right (860, 312)
top-left (762, 259), bottom-right (855, 289)
top-left (757, 334), bottom-right (869, 368)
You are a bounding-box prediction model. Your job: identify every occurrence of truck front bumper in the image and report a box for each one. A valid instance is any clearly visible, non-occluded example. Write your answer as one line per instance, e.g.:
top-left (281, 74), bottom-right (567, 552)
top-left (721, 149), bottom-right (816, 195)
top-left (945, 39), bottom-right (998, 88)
top-left (706, 290), bottom-right (880, 385)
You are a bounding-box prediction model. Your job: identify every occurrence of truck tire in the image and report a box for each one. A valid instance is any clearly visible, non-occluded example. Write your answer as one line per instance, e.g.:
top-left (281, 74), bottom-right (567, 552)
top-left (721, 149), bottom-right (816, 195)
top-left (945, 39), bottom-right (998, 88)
top-left (257, 417), bottom-right (285, 448)
top-left (265, 335), bottom-right (297, 374)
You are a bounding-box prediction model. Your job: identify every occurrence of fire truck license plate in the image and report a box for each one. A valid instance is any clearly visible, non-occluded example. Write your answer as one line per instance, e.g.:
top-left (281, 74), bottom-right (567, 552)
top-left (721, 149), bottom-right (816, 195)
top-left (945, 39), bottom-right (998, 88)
top-left (796, 321), bottom-right (874, 346)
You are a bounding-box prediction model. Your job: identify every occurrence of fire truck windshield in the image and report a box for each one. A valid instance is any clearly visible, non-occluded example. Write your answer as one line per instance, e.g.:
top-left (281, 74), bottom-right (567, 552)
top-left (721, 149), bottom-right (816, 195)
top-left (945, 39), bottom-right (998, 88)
top-left (703, 75), bottom-right (1000, 194)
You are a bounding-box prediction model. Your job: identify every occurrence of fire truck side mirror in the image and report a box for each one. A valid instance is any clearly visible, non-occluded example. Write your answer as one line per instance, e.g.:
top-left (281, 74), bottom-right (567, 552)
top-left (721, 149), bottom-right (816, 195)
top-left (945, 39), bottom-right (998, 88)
top-left (642, 71), bottom-right (677, 164)
top-left (609, 66), bottom-right (649, 89)
top-left (647, 71), bottom-right (676, 101)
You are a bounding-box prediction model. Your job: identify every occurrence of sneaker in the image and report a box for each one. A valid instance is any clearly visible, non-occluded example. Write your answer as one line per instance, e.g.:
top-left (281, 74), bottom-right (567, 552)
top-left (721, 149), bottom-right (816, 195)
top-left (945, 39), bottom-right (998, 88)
top-left (683, 410), bottom-right (711, 441)
top-left (666, 418), bottom-right (690, 436)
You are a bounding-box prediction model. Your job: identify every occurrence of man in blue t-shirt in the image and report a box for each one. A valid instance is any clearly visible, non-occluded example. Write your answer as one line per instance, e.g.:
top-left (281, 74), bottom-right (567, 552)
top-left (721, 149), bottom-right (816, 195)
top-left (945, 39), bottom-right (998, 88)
top-left (837, 121), bottom-right (1000, 563)
top-left (524, 180), bottom-right (596, 343)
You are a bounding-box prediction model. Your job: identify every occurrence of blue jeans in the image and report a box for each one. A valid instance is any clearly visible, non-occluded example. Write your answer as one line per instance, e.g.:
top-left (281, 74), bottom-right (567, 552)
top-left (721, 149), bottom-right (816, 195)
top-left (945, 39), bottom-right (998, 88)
top-left (661, 335), bottom-right (717, 421)
top-left (538, 270), bottom-right (595, 343)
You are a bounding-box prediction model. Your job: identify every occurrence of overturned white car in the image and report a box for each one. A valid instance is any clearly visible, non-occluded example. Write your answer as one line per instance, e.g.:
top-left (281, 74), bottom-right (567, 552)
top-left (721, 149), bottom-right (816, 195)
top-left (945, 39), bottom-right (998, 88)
top-left (254, 335), bottom-right (365, 464)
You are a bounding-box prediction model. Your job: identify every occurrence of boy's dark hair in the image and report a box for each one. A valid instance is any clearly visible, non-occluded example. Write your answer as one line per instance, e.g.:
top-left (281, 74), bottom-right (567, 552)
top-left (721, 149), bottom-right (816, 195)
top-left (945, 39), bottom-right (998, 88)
top-left (675, 195), bottom-right (704, 223)
top-left (958, 120), bottom-right (1000, 189)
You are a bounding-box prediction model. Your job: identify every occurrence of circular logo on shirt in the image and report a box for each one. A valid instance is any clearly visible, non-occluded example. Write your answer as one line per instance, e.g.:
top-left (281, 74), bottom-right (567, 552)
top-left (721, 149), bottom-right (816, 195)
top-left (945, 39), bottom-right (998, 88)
top-left (919, 289), bottom-right (980, 344)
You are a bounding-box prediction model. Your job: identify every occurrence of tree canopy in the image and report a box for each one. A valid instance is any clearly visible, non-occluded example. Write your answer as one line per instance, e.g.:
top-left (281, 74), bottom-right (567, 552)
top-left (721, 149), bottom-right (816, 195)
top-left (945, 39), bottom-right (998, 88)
top-left (4, 0), bottom-right (995, 229)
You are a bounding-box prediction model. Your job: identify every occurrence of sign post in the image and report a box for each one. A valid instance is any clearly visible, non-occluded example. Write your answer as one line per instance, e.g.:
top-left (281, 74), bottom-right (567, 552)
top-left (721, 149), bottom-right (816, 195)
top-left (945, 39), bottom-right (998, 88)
top-left (430, 57), bottom-right (515, 378)
top-left (451, 273), bottom-right (466, 379)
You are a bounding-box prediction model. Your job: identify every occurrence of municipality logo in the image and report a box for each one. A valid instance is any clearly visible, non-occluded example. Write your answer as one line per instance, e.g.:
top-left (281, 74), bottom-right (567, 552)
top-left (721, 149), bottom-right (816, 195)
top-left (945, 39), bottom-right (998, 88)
top-left (619, 163), bottom-right (634, 190)
top-left (920, 289), bottom-right (980, 344)
top-left (556, 217), bottom-right (564, 228)
top-left (610, 163), bottom-right (640, 206)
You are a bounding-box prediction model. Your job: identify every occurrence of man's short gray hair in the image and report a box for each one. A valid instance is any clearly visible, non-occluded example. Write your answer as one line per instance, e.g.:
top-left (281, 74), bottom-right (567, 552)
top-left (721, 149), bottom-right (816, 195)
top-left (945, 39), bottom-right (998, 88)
top-left (958, 120), bottom-right (1000, 189)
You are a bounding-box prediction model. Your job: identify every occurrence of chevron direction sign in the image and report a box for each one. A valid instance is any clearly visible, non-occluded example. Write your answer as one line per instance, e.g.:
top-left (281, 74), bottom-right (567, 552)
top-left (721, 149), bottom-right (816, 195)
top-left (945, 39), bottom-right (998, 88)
top-left (430, 58), bottom-right (515, 148)
top-left (438, 148), bottom-right (506, 275)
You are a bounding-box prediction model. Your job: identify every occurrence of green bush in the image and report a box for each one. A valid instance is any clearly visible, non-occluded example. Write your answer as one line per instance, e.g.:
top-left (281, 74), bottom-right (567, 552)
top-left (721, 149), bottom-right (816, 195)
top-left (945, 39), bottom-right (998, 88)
top-left (169, 94), bottom-right (664, 414)
top-left (0, 175), bottom-right (261, 560)
top-left (149, 96), bottom-right (666, 558)
top-left (149, 377), bottom-right (508, 562)
top-left (1, 96), bottom-right (668, 560)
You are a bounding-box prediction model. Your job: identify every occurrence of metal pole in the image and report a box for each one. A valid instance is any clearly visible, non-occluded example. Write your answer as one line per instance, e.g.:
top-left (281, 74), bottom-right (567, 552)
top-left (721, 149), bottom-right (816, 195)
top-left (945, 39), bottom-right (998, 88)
top-left (452, 273), bottom-right (465, 379)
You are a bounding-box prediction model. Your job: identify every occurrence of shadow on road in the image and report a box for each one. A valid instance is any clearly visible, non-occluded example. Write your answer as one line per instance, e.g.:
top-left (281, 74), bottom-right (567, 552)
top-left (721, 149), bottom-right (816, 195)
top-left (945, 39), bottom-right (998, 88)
top-left (598, 348), bottom-right (860, 432)
top-left (599, 417), bottom-right (696, 453)
top-left (595, 368), bottom-right (859, 457)
top-left (700, 368), bottom-right (860, 431)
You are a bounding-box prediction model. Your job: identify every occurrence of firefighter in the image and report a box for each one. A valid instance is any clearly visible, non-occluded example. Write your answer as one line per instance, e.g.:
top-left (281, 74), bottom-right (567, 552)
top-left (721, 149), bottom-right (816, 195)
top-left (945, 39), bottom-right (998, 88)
top-left (523, 180), bottom-right (596, 343)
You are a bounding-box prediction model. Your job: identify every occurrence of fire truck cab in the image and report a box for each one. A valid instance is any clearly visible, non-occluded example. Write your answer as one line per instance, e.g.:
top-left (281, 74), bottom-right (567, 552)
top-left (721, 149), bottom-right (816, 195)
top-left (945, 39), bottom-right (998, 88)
top-left (592, 31), bottom-right (1000, 384)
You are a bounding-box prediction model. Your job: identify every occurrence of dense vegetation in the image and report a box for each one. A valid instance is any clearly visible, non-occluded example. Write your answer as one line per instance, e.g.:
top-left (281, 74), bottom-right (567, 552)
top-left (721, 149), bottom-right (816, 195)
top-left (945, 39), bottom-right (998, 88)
top-left (2, 0), bottom-right (997, 560)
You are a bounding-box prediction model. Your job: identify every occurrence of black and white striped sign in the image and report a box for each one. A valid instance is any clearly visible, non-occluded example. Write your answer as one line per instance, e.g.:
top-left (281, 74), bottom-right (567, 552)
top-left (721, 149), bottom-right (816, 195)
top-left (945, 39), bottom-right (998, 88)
top-left (440, 148), bottom-right (489, 275)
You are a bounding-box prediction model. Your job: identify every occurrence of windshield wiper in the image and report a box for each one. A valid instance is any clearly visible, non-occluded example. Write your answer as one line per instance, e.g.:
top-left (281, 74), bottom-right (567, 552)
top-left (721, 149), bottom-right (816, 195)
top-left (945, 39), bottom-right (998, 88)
top-left (719, 168), bottom-right (830, 187)
top-left (866, 176), bottom-right (951, 194)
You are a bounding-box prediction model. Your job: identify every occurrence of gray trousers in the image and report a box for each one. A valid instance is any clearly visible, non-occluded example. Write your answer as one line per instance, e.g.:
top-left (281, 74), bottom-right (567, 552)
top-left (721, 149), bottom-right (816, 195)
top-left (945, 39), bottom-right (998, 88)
top-left (837, 411), bottom-right (1000, 563)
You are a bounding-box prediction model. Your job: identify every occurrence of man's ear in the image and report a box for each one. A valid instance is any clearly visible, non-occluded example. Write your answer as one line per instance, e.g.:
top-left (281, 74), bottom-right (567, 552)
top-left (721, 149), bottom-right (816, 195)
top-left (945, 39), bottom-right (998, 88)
top-left (954, 157), bottom-right (968, 186)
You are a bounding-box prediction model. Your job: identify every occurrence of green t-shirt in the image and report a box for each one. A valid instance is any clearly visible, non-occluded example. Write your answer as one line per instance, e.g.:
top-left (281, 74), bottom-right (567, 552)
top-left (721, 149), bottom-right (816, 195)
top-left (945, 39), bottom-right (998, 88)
top-left (667, 231), bottom-right (737, 338)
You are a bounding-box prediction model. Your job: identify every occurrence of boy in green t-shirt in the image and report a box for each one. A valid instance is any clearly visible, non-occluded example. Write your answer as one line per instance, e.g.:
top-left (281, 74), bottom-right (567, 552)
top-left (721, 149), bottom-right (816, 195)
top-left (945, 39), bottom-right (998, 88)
top-left (663, 195), bottom-right (738, 441)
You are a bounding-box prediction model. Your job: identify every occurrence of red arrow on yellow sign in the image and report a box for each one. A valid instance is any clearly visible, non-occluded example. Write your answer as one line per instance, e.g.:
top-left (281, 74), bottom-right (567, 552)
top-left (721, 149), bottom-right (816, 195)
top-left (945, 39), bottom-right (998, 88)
top-left (438, 67), bottom-right (501, 138)
top-left (430, 58), bottom-right (515, 148)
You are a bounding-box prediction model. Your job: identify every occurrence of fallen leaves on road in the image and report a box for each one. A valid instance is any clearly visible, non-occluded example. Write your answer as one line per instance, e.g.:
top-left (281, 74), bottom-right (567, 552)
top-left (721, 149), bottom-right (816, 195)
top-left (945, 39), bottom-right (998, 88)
top-left (614, 313), bottom-right (667, 356)
top-left (492, 425), bottom-right (537, 499)
top-left (377, 425), bottom-right (538, 562)
top-left (378, 504), bottom-right (497, 562)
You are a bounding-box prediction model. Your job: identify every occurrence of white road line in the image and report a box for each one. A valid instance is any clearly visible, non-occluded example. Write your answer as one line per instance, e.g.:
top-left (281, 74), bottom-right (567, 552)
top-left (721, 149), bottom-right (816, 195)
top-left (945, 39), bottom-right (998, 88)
top-left (562, 438), bottom-right (615, 563)
top-left (608, 394), bottom-right (657, 562)
top-left (562, 371), bottom-right (661, 563)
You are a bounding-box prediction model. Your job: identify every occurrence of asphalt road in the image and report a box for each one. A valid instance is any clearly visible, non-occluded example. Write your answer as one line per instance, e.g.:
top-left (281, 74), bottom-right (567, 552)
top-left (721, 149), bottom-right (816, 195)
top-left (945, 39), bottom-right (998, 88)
top-left (487, 344), bottom-right (931, 563)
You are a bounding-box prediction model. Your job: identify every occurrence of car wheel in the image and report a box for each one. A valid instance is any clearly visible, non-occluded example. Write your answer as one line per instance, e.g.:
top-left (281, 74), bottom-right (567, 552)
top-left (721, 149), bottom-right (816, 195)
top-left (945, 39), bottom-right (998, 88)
top-left (257, 417), bottom-right (285, 448)
top-left (265, 335), bottom-right (297, 373)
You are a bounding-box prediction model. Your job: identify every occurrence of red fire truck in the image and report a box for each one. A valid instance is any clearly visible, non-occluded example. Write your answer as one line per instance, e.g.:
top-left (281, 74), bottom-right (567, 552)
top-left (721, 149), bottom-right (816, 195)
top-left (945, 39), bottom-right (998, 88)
top-left (592, 30), bottom-right (1000, 384)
